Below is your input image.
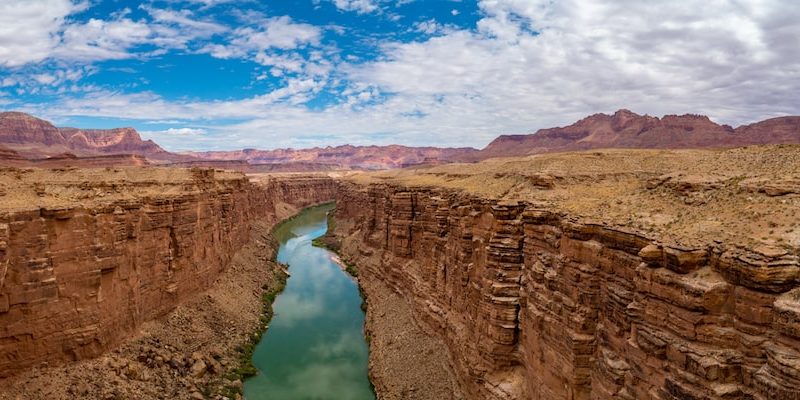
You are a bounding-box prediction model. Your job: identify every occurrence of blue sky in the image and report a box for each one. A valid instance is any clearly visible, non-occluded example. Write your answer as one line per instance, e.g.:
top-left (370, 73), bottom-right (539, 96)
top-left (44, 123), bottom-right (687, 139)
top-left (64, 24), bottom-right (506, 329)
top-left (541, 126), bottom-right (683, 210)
top-left (0, 1), bottom-right (798, 151)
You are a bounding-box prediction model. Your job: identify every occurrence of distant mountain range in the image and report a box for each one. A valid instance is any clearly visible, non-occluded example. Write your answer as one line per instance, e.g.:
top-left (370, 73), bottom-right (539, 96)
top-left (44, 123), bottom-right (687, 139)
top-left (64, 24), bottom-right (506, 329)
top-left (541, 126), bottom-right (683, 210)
top-left (0, 112), bottom-right (477, 169)
top-left (184, 145), bottom-right (477, 170)
top-left (469, 109), bottom-right (800, 160)
top-left (1, 109), bottom-right (799, 170)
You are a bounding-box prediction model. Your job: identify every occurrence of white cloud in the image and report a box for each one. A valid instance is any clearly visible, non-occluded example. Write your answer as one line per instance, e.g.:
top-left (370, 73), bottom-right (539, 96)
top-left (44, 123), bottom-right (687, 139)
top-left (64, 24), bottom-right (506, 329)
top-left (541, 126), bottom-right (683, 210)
top-left (144, 7), bottom-right (227, 40)
top-left (0, 0), bottom-right (86, 67)
top-left (0, 1), bottom-right (227, 67)
top-left (413, 19), bottom-right (445, 35)
top-left (138, 127), bottom-right (211, 151)
top-left (2, 66), bottom-right (96, 95)
top-left (185, 0), bottom-right (237, 7)
top-left (201, 16), bottom-right (330, 80)
top-left (202, 16), bottom-right (320, 58)
top-left (143, 127), bottom-right (206, 136)
top-left (348, 0), bottom-right (800, 134)
top-left (10, 0), bottom-right (800, 152)
top-left (333, 0), bottom-right (380, 14)
top-left (54, 18), bottom-right (154, 62)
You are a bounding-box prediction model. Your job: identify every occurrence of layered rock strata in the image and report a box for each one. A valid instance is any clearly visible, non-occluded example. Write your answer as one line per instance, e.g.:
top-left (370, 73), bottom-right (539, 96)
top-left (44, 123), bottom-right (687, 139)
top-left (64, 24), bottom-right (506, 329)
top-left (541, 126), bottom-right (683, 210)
top-left (334, 176), bottom-right (800, 400)
top-left (0, 168), bottom-right (336, 377)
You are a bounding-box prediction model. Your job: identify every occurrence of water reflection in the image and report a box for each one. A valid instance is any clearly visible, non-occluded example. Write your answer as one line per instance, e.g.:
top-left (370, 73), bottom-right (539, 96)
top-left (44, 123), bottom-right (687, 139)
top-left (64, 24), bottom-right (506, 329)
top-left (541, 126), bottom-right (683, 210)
top-left (244, 204), bottom-right (374, 400)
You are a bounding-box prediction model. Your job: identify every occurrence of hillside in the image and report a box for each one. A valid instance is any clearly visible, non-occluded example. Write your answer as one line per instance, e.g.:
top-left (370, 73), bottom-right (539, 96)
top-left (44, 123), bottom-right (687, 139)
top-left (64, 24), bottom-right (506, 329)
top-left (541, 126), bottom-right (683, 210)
top-left (0, 112), bottom-right (169, 159)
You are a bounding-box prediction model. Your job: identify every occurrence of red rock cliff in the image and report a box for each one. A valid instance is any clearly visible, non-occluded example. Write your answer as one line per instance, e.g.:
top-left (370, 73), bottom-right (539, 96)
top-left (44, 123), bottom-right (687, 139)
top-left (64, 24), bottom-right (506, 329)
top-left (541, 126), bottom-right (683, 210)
top-left (334, 181), bottom-right (800, 400)
top-left (0, 169), bottom-right (336, 377)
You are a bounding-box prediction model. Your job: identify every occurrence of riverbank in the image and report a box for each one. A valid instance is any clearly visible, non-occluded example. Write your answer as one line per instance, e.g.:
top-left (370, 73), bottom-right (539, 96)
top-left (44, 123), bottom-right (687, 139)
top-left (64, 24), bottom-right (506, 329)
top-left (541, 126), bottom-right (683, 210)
top-left (244, 203), bottom-right (373, 399)
top-left (0, 219), bottom-right (282, 400)
top-left (320, 214), bottom-right (464, 400)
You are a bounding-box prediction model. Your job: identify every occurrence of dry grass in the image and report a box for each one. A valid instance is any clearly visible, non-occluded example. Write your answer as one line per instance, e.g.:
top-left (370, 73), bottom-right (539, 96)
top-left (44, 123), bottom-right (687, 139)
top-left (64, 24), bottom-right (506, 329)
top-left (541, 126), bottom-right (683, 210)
top-left (346, 145), bottom-right (800, 249)
top-left (0, 167), bottom-right (246, 212)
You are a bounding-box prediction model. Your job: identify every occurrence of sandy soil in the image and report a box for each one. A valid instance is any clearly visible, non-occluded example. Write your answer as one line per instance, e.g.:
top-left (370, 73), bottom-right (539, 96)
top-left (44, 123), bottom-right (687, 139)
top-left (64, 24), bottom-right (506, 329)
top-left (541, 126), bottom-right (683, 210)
top-left (0, 220), bottom-right (283, 400)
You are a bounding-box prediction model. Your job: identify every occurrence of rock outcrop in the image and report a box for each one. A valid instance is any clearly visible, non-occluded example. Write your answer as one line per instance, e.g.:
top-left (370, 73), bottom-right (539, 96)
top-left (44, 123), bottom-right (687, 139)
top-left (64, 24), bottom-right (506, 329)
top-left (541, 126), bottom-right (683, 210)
top-left (59, 127), bottom-right (166, 157)
top-left (0, 112), bottom-right (172, 161)
top-left (333, 147), bottom-right (800, 400)
top-left (0, 168), bottom-right (336, 377)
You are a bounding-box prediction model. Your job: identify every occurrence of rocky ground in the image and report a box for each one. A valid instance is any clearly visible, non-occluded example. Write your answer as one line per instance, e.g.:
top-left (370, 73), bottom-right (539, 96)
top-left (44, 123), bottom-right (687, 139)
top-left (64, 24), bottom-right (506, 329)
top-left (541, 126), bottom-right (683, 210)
top-left (0, 167), bottom-right (244, 211)
top-left (332, 145), bottom-right (800, 399)
top-left (360, 276), bottom-right (464, 400)
top-left (0, 220), bottom-right (283, 400)
top-left (355, 145), bottom-right (800, 250)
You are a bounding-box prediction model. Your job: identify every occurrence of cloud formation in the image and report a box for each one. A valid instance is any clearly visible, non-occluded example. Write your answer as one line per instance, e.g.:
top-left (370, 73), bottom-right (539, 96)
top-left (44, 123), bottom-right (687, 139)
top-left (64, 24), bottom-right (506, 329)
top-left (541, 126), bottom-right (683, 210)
top-left (332, 0), bottom-right (380, 14)
top-left (2, 0), bottom-right (799, 151)
top-left (0, 0), bottom-right (84, 67)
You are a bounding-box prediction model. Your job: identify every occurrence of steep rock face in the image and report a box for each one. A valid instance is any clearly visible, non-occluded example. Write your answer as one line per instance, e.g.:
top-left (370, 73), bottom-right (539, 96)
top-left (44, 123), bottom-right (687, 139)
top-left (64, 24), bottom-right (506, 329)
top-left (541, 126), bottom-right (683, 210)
top-left (0, 112), bottom-right (170, 159)
top-left (0, 146), bottom-right (26, 166)
top-left (735, 116), bottom-right (800, 145)
top-left (0, 112), bottom-right (67, 147)
top-left (474, 110), bottom-right (799, 160)
top-left (334, 181), bottom-right (800, 400)
top-left (59, 127), bottom-right (166, 156)
top-left (0, 170), bottom-right (336, 377)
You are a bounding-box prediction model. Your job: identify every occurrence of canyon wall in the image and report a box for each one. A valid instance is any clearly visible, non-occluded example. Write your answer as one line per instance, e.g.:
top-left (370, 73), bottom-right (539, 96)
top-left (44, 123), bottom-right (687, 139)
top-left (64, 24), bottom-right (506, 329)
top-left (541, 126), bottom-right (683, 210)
top-left (0, 169), bottom-right (336, 377)
top-left (334, 181), bottom-right (800, 400)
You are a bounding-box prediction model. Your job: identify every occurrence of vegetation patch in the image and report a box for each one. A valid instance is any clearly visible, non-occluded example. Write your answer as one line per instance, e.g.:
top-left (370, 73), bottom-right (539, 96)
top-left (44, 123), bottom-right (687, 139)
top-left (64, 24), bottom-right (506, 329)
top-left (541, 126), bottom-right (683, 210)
top-left (220, 268), bottom-right (288, 397)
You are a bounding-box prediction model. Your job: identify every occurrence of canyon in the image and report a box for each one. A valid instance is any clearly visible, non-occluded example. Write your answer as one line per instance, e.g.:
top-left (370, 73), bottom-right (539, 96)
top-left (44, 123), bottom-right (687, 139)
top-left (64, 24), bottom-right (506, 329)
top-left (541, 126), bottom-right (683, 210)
top-left (331, 146), bottom-right (800, 400)
top-left (0, 168), bottom-right (337, 395)
top-left (1, 110), bottom-right (800, 400)
top-left (1, 145), bottom-right (800, 399)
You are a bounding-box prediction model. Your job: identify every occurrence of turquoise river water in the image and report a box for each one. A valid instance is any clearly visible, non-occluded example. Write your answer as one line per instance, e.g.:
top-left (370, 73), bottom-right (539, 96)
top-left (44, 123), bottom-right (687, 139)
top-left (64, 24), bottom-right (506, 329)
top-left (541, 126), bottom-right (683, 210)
top-left (243, 204), bottom-right (375, 400)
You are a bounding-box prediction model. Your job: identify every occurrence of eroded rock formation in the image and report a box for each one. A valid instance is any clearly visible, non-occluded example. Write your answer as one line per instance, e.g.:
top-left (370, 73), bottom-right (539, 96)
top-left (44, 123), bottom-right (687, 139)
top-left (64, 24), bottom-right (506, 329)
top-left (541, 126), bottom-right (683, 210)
top-left (0, 168), bottom-right (336, 377)
top-left (333, 147), bottom-right (800, 400)
top-left (0, 112), bottom-right (170, 160)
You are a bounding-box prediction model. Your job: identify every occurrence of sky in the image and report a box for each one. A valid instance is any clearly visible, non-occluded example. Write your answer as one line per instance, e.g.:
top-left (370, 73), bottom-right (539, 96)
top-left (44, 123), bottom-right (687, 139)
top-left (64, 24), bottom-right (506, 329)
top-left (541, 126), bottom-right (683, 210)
top-left (0, 0), bottom-right (798, 151)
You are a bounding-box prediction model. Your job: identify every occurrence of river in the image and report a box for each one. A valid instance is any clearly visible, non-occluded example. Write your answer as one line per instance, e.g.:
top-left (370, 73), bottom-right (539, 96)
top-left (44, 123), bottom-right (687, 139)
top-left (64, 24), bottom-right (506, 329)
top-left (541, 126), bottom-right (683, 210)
top-left (244, 204), bottom-right (374, 400)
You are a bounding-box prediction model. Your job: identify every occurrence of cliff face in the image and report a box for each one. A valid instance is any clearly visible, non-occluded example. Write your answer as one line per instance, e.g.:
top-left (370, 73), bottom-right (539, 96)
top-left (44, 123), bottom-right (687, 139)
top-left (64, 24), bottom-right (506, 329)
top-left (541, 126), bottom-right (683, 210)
top-left (0, 112), bottom-right (170, 160)
top-left (0, 169), bottom-right (336, 377)
top-left (0, 112), bottom-right (68, 147)
top-left (60, 127), bottom-right (166, 156)
top-left (334, 177), bottom-right (800, 400)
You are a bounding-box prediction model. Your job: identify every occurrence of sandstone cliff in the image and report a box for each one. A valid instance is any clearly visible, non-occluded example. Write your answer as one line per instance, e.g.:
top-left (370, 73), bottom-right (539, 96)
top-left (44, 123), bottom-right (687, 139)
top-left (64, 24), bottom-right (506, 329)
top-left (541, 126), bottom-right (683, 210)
top-left (0, 112), bottom-right (171, 160)
top-left (0, 168), bottom-right (336, 377)
top-left (334, 146), bottom-right (800, 400)
top-left (59, 127), bottom-right (166, 157)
